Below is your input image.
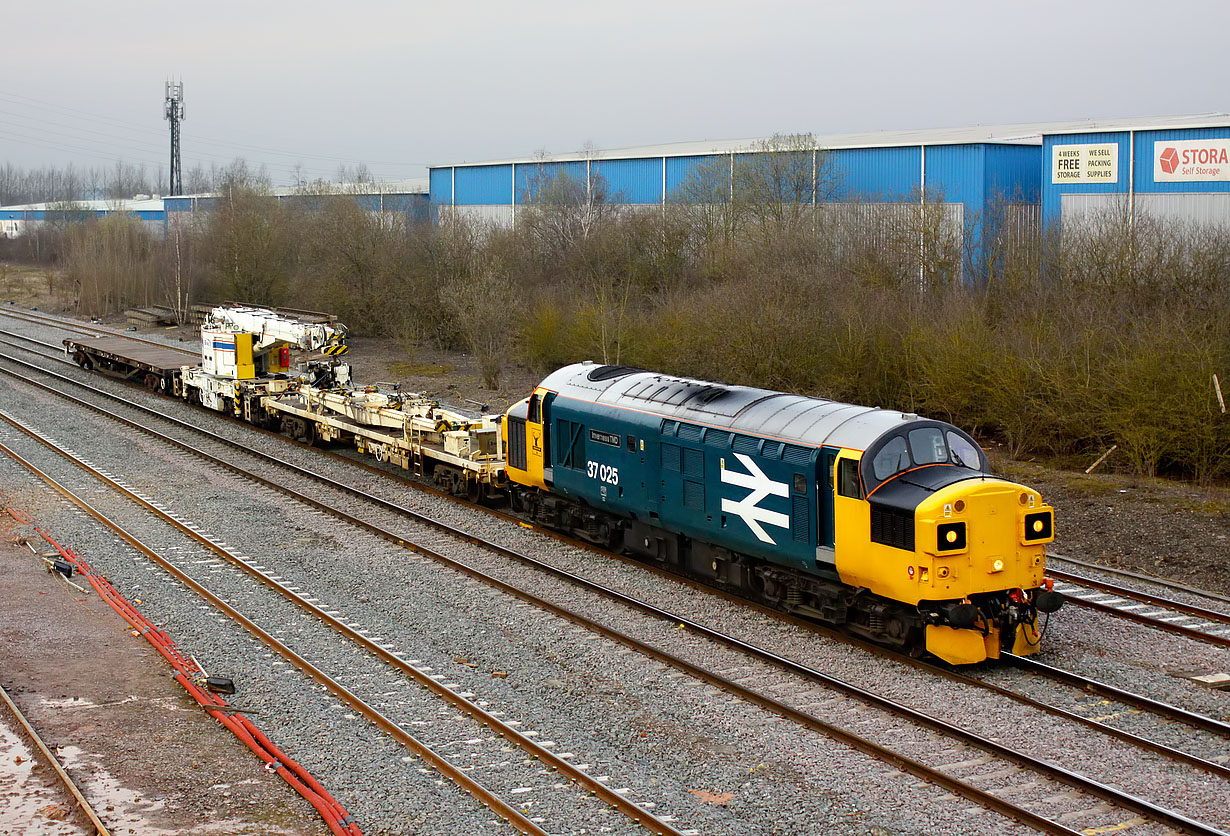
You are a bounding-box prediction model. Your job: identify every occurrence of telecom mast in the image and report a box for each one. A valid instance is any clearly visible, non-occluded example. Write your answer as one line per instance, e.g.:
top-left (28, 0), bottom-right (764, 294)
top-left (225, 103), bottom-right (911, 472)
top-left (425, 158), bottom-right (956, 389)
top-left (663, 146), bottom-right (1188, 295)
top-left (164, 80), bottom-right (184, 196)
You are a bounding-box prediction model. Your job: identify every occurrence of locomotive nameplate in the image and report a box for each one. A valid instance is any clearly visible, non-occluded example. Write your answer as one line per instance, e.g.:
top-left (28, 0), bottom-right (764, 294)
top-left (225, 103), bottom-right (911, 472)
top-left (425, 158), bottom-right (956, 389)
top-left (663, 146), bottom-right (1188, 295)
top-left (589, 429), bottom-right (621, 447)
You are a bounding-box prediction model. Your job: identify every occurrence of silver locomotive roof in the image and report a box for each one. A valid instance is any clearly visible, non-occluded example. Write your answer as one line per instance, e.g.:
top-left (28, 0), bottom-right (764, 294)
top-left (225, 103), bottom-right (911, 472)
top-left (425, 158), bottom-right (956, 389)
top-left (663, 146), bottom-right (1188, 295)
top-left (538, 362), bottom-right (932, 452)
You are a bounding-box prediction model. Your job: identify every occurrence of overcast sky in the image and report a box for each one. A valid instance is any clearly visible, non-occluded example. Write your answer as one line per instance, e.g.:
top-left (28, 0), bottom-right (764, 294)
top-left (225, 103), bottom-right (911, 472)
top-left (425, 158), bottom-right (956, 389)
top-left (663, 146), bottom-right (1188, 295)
top-left (3, 0), bottom-right (1228, 186)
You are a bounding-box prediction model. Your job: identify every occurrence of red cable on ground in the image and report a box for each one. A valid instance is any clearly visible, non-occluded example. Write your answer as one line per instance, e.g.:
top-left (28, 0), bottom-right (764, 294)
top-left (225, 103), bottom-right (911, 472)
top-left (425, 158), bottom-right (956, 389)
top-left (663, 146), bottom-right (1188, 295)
top-left (10, 512), bottom-right (363, 836)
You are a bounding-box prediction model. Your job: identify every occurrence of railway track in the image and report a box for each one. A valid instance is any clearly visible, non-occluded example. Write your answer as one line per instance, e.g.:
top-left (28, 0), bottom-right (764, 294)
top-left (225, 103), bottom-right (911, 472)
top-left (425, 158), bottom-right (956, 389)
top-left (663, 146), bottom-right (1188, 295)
top-left (0, 307), bottom-right (199, 357)
top-left (6, 329), bottom-right (1229, 673)
top-left (1047, 570), bottom-right (1230, 648)
top-left (0, 681), bottom-right (113, 835)
top-left (1049, 552), bottom-right (1230, 607)
top-left (4, 328), bottom-right (1229, 712)
top-left (3, 341), bottom-right (1229, 835)
top-left (0, 422), bottom-right (687, 836)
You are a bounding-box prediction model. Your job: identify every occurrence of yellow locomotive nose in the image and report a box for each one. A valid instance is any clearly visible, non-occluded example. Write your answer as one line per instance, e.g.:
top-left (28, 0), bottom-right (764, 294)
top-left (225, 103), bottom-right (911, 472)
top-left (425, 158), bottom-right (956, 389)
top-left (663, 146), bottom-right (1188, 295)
top-left (914, 480), bottom-right (1055, 665)
top-left (918, 481), bottom-right (1051, 598)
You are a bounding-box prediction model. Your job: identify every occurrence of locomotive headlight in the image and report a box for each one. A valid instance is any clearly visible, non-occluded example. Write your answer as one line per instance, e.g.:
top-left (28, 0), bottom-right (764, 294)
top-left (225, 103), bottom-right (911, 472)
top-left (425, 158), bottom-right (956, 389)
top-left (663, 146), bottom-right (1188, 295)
top-left (936, 521), bottom-right (966, 553)
top-left (1021, 508), bottom-right (1054, 545)
top-left (991, 558), bottom-right (1004, 573)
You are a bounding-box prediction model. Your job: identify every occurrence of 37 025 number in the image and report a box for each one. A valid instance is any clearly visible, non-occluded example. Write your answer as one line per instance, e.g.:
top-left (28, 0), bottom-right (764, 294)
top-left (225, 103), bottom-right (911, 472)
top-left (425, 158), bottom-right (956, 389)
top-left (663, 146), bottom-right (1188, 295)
top-left (586, 461), bottom-right (619, 485)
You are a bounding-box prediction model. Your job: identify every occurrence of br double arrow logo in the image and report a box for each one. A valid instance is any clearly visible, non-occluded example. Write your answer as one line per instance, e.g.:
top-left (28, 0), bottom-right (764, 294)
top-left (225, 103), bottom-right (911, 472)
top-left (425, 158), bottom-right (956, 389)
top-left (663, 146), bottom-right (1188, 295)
top-left (720, 453), bottom-right (791, 545)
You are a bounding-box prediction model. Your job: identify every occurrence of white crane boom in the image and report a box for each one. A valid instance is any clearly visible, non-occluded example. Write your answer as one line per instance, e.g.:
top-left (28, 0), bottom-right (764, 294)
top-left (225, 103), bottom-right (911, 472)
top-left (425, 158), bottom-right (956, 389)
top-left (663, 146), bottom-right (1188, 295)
top-left (204, 305), bottom-right (346, 353)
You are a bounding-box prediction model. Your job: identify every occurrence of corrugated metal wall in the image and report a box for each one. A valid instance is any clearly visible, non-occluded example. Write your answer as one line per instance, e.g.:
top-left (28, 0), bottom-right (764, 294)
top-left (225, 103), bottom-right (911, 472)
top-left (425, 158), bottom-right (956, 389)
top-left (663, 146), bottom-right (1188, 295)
top-left (514, 160), bottom-right (587, 203)
top-left (828, 147), bottom-right (921, 201)
top-left (985, 144), bottom-right (1042, 204)
top-left (592, 158), bottom-right (663, 204)
top-left (1063, 192), bottom-right (1230, 229)
top-left (665, 155), bottom-right (718, 197)
top-left (454, 164), bottom-right (513, 205)
top-left (1041, 131), bottom-right (1130, 227)
top-left (925, 145), bottom-right (983, 207)
top-left (437, 204), bottom-right (516, 226)
top-left (429, 168), bottom-right (452, 204)
top-left (1132, 127), bottom-right (1230, 194)
top-left (430, 143), bottom-right (1030, 214)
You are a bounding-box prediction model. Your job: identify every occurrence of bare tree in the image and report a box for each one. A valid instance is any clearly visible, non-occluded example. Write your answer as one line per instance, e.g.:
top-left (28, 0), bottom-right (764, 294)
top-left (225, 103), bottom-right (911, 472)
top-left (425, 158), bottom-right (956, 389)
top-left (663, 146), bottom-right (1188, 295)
top-left (201, 163), bottom-right (290, 304)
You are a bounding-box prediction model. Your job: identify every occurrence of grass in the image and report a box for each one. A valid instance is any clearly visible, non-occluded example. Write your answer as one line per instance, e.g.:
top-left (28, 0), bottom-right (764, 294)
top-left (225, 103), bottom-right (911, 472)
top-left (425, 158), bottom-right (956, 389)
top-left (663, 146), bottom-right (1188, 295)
top-left (0, 262), bottom-right (62, 309)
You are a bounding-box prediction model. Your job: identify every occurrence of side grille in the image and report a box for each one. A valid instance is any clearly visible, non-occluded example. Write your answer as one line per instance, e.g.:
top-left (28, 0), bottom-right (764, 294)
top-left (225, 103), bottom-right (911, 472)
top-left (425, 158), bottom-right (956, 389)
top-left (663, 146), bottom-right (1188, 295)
top-left (782, 444), bottom-right (813, 465)
top-left (870, 504), bottom-right (914, 551)
top-left (677, 423), bottom-right (703, 442)
top-left (683, 480), bottom-right (705, 510)
top-left (507, 416), bottom-right (527, 471)
top-left (732, 434), bottom-right (761, 455)
top-left (792, 495), bottom-right (809, 542)
top-left (682, 447), bottom-right (704, 478)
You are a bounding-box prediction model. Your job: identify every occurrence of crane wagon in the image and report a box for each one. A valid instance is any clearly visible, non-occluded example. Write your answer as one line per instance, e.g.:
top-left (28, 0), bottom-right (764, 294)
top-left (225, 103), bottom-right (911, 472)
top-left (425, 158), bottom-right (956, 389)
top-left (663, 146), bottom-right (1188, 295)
top-left (65, 304), bottom-right (506, 497)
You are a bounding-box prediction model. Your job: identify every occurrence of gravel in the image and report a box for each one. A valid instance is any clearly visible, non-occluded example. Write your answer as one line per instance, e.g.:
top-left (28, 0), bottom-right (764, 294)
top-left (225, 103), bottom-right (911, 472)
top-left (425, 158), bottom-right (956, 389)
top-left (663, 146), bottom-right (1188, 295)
top-left (2, 309), bottom-right (1228, 836)
top-left (0, 326), bottom-right (1030, 836)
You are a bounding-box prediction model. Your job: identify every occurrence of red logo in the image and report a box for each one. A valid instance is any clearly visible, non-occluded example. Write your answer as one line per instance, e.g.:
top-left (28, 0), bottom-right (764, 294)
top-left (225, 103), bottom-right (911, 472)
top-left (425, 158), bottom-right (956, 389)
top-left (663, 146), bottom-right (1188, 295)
top-left (1159, 147), bottom-right (1180, 174)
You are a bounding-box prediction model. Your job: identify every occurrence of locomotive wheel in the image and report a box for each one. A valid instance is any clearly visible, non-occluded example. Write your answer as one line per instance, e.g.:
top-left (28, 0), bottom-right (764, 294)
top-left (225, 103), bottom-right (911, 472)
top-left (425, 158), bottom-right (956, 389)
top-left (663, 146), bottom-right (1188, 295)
top-left (509, 488), bottom-right (526, 513)
top-left (467, 479), bottom-right (485, 504)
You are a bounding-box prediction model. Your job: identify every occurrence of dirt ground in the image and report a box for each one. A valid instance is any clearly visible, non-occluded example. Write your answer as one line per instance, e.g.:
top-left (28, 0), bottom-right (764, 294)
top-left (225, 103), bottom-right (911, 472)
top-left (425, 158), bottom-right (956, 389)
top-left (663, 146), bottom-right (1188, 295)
top-left (0, 511), bottom-right (324, 835)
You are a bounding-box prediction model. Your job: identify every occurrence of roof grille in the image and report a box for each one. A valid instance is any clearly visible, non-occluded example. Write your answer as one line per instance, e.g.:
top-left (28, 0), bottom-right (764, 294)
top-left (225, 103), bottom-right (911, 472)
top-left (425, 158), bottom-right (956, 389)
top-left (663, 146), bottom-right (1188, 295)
top-left (587, 364), bottom-right (644, 381)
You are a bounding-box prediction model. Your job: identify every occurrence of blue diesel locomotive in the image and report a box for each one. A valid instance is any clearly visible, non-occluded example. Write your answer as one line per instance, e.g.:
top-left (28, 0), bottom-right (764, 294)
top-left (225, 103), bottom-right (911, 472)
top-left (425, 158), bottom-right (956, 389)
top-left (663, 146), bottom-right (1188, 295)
top-left (503, 362), bottom-right (1063, 665)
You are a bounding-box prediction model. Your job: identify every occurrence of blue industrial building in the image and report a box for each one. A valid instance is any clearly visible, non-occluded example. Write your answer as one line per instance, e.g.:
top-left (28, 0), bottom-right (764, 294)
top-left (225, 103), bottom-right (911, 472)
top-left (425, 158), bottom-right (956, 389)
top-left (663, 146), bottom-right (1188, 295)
top-left (1, 183), bottom-right (430, 240)
top-left (429, 114), bottom-right (1230, 280)
top-left (162, 183), bottom-right (430, 229)
top-left (1041, 115), bottom-right (1230, 227)
top-left (430, 126), bottom-right (1051, 281)
top-left (1, 198), bottom-right (167, 239)
top-left (429, 126), bottom-right (1046, 223)
top-left (8, 114), bottom-right (1230, 266)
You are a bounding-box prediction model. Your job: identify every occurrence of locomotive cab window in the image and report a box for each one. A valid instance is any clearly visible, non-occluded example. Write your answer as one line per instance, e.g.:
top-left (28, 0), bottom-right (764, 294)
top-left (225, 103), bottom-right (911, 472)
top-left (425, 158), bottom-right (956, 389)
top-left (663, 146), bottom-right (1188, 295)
top-left (527, 393), bottom-right (541, 423)
top-left (837, 459), bottom-right (862, 499)
top-left (863, 423), bottom-right (989, 493)
top-left (907, 427), bottom-right (947, 465)
top-left (872, 436), bottom-right (911, 481)
top-left (947, 431), bottom-right (980, 469)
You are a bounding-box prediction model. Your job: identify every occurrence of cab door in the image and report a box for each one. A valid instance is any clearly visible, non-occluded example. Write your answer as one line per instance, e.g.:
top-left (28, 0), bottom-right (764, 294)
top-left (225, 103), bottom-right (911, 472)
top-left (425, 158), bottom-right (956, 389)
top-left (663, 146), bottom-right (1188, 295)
top-left (540, 392), bottom-right (555, 485)
top-left (524, 390), bottom-right (548, 489)
top-left (816, 447), bottom-right (839, 568)
top-left (819, 447), bottom-right (839, 547)
top-left (505, 391), bottom-right (552, 491)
